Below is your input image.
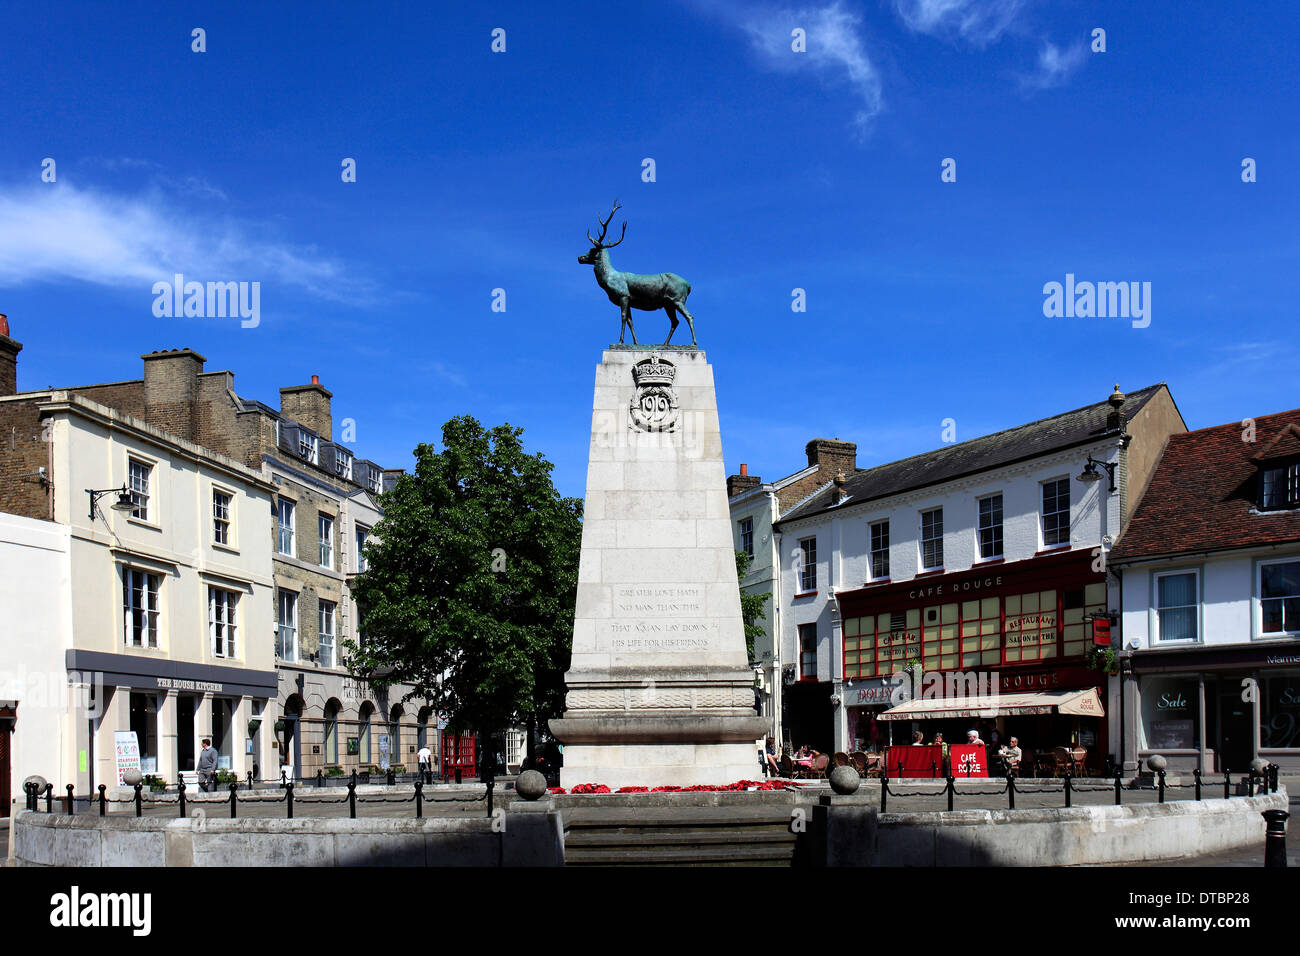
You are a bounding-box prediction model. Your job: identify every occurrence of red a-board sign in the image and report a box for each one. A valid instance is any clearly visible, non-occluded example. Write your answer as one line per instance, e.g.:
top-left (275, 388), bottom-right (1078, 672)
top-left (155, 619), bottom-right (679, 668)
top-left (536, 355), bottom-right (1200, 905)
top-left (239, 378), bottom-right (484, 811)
top-left (1092, 617), bottom-right (1111, 646)
top-left (950, 744), bottom-right (988, 778)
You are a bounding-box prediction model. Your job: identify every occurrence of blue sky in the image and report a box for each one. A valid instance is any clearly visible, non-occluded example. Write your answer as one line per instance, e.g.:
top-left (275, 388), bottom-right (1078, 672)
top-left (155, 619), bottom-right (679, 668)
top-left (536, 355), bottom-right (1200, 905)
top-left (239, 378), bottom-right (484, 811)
top-left (2, 1), bottom-right (1296, 498)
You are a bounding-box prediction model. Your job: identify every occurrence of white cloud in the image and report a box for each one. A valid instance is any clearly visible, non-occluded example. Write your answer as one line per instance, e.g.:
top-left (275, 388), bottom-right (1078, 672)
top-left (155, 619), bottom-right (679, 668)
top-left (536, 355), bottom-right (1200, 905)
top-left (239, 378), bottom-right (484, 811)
top-left (0, 182), bottom-right (371, 303)
top-left (893, 0), bottom-right (1027, 47)
top-left (733, 1), bottom-right (884, 133)
top-left (1018, 40), bottom-right (1088, 91)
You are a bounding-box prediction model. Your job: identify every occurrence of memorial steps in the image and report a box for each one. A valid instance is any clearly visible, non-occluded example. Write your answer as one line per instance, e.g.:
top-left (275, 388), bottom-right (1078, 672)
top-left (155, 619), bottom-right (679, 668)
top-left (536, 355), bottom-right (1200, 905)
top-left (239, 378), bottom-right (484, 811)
top-left (561, 805), bottom-right (799, 866)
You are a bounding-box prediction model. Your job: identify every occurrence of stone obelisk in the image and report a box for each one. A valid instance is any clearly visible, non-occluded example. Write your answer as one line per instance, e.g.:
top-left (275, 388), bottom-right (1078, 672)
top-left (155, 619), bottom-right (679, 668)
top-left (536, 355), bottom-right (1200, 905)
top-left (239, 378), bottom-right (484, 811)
top-left (549, 347), bottom-right (766, 788)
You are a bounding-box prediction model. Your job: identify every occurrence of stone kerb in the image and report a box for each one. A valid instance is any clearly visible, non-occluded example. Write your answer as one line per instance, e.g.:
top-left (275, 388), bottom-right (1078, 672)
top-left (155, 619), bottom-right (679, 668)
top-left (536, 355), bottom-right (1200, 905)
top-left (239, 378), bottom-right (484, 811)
top-left (818, 789), bottom-right (1288, 867)
top-left (11, 805), bottom-right (564, 867)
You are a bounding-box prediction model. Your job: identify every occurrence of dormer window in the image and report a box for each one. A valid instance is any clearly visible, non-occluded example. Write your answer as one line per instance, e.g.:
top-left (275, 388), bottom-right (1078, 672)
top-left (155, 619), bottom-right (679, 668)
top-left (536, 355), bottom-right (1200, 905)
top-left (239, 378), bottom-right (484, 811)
top-left (299, 431), bottom-right (319, 464)
top-left (334, 449), bottom-right (353, 480)
top-left (1260, 459), bottom-right (1300, 510)
top-left (367, 465), bottom-right (381, 494)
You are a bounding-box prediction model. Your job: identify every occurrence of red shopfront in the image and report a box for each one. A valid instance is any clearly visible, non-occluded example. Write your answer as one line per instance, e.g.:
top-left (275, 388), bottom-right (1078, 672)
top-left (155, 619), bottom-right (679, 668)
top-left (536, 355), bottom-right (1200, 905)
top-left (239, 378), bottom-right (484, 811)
top-left (838, 550), bottom-right (1111, 772)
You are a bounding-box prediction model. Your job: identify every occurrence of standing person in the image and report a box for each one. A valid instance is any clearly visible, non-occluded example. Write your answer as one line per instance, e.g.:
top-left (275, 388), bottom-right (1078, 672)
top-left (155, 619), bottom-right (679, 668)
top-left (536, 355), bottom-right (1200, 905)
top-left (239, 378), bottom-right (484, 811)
top-left (417, 742), bottom-right (433, 783)
top-left (197, 737), bottom-right (218, 793)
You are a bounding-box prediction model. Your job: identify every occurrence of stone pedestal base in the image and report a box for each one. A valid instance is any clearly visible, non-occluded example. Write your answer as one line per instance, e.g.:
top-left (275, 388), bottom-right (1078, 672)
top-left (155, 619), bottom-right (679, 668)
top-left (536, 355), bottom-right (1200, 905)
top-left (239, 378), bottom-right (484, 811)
top-left (552, 716), bottom-right (767, 788)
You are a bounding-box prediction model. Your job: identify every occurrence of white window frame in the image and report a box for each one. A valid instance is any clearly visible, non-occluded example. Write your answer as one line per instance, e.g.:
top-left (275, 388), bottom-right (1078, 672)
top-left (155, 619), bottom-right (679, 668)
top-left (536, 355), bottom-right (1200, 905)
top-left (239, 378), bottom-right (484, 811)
top-left (123, 568), bottom-right (161, 648)
top-left (977, 493), bottom-right (1004, 560)
top-left (277, 498), bottom-right (295, 556)
top-left (920, 508), bottom-right (943, 570)
top-left (356, 525), bottom-right (370, 573)
top-left (738, 517), bottom-right (754, 559)
top-left (334, 450), bottom-right (353, 481)
top-left (277, 590), bottom-right (298, 662)
top-left (128, 458), bottom-right (152, 521)
top-left (797, 537), bottom-right (817, 593)
top-left (869, 519), bottom-right (890, 580)
top-left (1041, 477), bottom-right (1071, 548)
top-left (318, 600), bottom-right (336, 669)
top-left (1260, 461), bottom-right (1300, 510)
top-left (299, 431), bottom-right (319, 465)
top-left (1256, 556), bottom-right (1300, 638)
top-left (319, 514), bottom-right (334, 568)
top-left (212, 488), bottom-right (233, 546)
top-left (798, 623), bottom-right (818, 680)
top-left (209, 587), bottom-right (238, 659)
top-left (1153, 568), bottom-right (1200, 644)
top-left (367, 466), bottom-right (382, 494)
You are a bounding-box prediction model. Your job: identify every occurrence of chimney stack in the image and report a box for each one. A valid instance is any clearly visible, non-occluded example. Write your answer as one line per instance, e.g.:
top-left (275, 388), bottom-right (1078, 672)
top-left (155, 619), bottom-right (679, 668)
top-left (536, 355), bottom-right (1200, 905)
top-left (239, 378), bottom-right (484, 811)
top-left (0, 314), bottom-right (22, 396)
top-left (805, 438), bottom-right (857, 477)
top-left (727, 463), bottom-right (762, 498)
top-left (281, 376), bottom-right (333, 440)
top-left (142, 348), bottom-right (206, 441)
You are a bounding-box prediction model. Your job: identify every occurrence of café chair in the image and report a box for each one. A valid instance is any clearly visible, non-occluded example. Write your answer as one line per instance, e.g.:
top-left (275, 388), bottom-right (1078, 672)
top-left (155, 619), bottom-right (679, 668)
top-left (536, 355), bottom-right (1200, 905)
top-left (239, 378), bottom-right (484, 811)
top-left (849, 751), bottom-right (868, 777)
top-left (779, 754), bottom-right (795, 779)
top-left (833, 751), bottom-right (849, 768)
top-left (810, 754), bottom-right (830, 779)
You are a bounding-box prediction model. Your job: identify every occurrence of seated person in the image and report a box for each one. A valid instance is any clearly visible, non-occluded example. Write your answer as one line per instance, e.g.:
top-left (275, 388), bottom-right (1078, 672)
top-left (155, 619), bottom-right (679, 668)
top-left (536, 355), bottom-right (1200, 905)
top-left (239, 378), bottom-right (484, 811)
top-left (763, 736), bottom-right (780, 775)
top-left (965, 729), bottom-right (986, 748)
top-left (911, 730), bottom-right (926, 746)
top-left (931, 732), bottom-right (948, 756)
top-left (998, 737), bottom-right (1023, 772)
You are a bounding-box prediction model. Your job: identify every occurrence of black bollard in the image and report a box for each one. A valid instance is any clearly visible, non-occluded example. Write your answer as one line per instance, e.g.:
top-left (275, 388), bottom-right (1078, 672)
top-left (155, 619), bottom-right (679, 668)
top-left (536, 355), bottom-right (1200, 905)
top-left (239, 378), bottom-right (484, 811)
top-left (348, 781), bottom-right (357, 819)
top-left (286, 782), bottom-right (294, 818)
top-left (45, 783), bottom-right (53, 813)
top-left (230, 783), bottom-right (238, 819)
top-left (280, 768), bottom-right (287, 788)
top-left (1194, 768), bottom-right (1202, 801)
top-left (1007, 773), bottom-right (1016, 810)
top-left (1248, 771), bottom-right (1257, 798)
top-left (946, 775), bottom-right (955, 812)
top-left (1064, 773), bottom-right (1073, 808)
top-left (1158, 769), bottom-right (1166, 803)
top-left (24, 782), bottom-right (34, 812)
top-left (98, 784), bottom-right (106, 816)
top-left (415, 781), bottom-right (423, 819)
top-left (133, 782), bottom-right (142, 817)
top-left (1271, 764), bottom-right (1280, 794)
top-left (247, 769), bottom-right (253, 790)
top-left (880, 772), bottom-right (888, 813)
top-left (1114, 770), bottom-right (1123, 806)
top-left (317, 769), bottom-right (324, 789)
top-left (1263, 810), bottom-right (1289, 868)
top-left (1224, 772), bottom-right (1231, 800)
top-left (351, 768), bottom-right (358, 788)
top-left (387, 768), bottom-right (395, 787)
top-left (178, 779), bottom-right (186, 818)
top-left (65, 784), bottom-right (75, 815)
top-left (931, 760), bottom-right (938, 779)
top-left (455, 766), bottom-right (462, 785)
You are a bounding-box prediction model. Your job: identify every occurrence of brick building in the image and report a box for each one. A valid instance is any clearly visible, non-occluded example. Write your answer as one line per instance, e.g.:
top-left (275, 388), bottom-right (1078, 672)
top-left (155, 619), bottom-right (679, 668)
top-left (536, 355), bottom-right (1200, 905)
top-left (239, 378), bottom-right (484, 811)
top-left (0, 314), bottom-right (438, 789)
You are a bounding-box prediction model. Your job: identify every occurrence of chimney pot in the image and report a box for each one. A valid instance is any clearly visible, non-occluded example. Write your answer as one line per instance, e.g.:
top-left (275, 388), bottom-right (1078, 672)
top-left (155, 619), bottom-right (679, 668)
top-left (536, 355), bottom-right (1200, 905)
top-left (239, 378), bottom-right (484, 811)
top-left (312, 374), bottom-right (320, 386)
top-left (0, 313), bottom-right (8, 336)
top-left (740, 463), bottom-right (748, 477)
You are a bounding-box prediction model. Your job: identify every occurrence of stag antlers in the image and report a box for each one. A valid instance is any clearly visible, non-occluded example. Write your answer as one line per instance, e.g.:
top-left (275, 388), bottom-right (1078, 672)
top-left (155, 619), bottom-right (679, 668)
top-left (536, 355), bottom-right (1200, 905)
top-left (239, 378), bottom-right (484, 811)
top-left (586, 200), bottom-right (627, 249)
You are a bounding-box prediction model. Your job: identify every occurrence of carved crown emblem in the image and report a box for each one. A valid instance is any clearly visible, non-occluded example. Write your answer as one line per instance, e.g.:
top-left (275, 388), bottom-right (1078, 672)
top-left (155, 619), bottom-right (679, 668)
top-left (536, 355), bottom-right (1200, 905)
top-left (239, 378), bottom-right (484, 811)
top-left (631, 354), bottom-right (677, 387)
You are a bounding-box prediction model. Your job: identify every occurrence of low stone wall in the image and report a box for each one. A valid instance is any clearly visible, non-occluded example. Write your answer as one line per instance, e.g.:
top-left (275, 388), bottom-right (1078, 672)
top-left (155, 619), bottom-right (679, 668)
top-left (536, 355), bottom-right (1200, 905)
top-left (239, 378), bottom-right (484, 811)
top-left (12, 802), bottom-right (562, 867)
top-left (817, 789), bottom-right (1287, 866)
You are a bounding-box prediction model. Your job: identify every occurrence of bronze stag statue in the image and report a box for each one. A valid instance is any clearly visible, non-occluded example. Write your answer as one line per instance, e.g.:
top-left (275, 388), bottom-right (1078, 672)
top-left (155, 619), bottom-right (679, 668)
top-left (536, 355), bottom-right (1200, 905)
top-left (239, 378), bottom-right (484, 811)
top-left (578, 200), bottom-right (697, 347)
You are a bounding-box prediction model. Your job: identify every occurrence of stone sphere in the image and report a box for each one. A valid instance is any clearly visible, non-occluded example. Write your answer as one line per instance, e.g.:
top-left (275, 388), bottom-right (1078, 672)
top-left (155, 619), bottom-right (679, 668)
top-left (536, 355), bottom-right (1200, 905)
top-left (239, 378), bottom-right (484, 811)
top-left (1145, 754), bottom-right (1167, 773)
top-left (1250, 757), bottom-right (1270, 774)
top-left (829, 765), bottom-right (861, 795)
top-left (515, 769), bottom-right (548, 801)
top-left (22, 774), bottom-right (47, 794)
top-left (122, 769), bottom-right (144, 787)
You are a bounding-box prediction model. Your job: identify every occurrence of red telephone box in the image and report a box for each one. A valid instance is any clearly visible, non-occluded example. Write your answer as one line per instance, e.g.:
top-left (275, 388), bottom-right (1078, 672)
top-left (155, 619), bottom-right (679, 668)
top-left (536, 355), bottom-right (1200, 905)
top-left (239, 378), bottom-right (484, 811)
top-left (439, 732), bottom-right (476, 780)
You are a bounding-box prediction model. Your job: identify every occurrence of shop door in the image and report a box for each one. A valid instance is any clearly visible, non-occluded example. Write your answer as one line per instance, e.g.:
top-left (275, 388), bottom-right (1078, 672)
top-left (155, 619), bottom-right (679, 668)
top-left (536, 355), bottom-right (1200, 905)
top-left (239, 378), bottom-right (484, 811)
top-left (177, 695), bottom-right (196, 772)
top-left (1218, 692), bottom-right (1253, 773)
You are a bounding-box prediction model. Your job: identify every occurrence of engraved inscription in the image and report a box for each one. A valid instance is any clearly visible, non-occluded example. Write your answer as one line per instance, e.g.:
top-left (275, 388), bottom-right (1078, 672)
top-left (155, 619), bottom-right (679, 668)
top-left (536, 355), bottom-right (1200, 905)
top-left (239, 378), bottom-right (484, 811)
top-left (614, 585), bottom-right (703, 616)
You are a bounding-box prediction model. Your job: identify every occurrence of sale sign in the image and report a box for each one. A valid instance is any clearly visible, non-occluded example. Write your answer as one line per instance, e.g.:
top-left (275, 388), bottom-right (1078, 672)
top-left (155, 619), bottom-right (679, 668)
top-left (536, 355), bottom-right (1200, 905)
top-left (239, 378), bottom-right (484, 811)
top-left (949, 744), bottom-right (988, 778)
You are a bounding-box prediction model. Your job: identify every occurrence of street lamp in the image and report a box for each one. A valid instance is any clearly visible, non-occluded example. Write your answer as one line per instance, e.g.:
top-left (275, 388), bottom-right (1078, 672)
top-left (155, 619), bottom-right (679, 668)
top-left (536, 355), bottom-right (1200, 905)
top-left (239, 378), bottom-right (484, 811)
top-left (1076, 456), bottom-right (1118, 493)
top-left (86, 485), bottom-right (135, 521)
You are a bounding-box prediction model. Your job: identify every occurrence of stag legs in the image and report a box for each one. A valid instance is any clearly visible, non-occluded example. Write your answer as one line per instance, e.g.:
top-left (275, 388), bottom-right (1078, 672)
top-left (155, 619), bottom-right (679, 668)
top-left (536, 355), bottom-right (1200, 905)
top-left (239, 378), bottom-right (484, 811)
top-left (618, 300), bottom-right (638, 345)
top-left (668, 301), bottom-right (698, 347)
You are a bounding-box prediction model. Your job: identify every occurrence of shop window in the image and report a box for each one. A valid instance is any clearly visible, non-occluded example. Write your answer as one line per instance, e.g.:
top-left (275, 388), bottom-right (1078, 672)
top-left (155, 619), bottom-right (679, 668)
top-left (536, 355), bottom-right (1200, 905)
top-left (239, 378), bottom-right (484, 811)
top-left (1260, 671), bottom-right (1300, 749)
top-left (920, 508), bottom-right (943, 570)
top-left (1155, 571), bottom-right (1198, 642)
top-left (1259, 558), bottom-right (1300, 636)
top-left (1139, 676), bottom-right (1199, 750)
top-left (977, 494), bottom-right (1003, 559)
top-left (324, 701), bottom-right (340, 764)
top-left (129, 692), bottom-right (159, 774)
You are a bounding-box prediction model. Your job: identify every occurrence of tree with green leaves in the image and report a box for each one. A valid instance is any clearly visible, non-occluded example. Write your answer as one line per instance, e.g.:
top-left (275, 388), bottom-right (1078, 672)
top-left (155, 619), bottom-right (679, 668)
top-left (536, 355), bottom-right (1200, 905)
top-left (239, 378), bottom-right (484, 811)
top-left (735, 550), bottom-right (771, 664)
top-left (343, 416), bottom-right (583, 767)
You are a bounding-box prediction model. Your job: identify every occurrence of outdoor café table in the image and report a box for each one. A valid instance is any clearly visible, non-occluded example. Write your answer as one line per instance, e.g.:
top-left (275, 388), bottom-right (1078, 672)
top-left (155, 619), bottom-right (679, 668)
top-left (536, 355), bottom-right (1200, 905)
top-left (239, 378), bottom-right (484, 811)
top-left (885, 744), bottom-right (944, 778)
top-left (949, 744), bottom-right (988, 777)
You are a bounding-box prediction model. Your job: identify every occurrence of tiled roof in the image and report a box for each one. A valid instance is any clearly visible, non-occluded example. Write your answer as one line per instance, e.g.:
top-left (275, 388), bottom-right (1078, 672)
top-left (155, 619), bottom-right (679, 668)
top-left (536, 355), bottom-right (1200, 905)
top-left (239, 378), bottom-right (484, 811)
top-left (776, 384), bottom-right (1166, 526)
top-left (1108, 409), bottom-right (1300, 563)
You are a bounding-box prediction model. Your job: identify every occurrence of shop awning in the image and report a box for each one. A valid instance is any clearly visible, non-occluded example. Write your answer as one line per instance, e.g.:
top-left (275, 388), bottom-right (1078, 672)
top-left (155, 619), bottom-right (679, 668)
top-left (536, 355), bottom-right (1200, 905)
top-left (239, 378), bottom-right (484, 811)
top-left (878, 687), bottom-right (1104, 720)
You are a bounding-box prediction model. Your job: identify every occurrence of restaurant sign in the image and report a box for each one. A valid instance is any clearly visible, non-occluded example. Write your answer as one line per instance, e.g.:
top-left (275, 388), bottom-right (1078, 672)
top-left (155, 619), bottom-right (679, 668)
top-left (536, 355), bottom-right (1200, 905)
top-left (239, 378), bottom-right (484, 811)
top-left (853, 677), bottom-right (903, 705)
